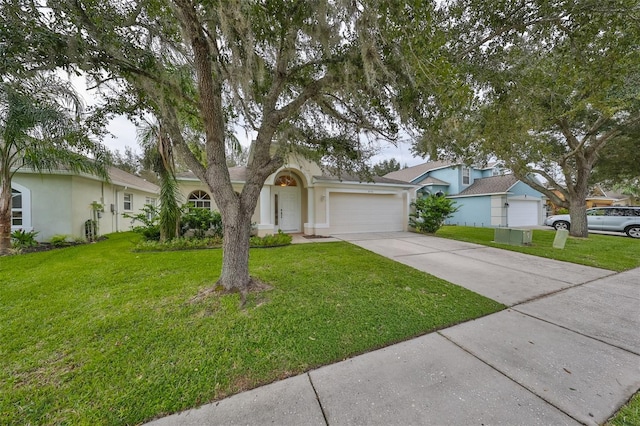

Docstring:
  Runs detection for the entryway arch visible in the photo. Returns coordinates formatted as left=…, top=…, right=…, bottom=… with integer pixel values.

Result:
left=273, top=171, right=302, bottom=233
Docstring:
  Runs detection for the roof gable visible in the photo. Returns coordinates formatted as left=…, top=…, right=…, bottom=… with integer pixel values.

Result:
left=455, top=174, right=519, bottom=196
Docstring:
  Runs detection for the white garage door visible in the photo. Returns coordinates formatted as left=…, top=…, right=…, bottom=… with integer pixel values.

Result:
left=508, top=200, right=540, bottom=227
left=329, top=193, right=404, bottom=234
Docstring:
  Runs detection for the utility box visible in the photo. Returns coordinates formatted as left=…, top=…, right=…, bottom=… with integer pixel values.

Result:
left=494, top=228, right=511, bottom=244
left=494, top=228, right=533, bottom=246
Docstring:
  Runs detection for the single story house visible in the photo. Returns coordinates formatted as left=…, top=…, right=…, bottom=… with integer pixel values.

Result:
left=176, top=154, right=415, bottom=236
left=11, top=166, right=160, bottom=242
left=385, top=161, right=546, bottom=227
left=586, top=185, right=632, bottom=208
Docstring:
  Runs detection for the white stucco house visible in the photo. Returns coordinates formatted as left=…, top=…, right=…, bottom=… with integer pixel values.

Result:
left=11, top=166, right=160, bottom=242
left=385, top=161, right=546, bottom=228
left=176, top=154, right=416, bottom=237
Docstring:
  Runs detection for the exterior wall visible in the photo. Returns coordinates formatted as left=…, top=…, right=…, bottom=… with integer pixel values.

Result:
left=70, top=175, right=107, bottom=238
left=13, top=174, right=73, bottom=241
left=110, top=185, right=160, bottom=232
left=510, top=181, right=543, bottom=198
left=12, top=171, right=159, bottom=241
left=445, top=196, right=492, bottom=227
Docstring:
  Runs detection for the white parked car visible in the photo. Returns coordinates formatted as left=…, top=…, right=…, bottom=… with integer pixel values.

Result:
left=544, top=206, right=640, bottom=238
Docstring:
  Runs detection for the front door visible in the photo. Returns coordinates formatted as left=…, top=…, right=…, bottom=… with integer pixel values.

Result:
left=275, top=186, right=300, bottom=232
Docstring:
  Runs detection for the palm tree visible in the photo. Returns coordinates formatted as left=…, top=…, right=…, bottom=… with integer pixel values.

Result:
left=137, top=119, right=181, bottom=242
left=0, top=74, right=109, bottom=254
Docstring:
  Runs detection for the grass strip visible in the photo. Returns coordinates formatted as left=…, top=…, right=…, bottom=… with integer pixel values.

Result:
left=435, top=226, right=640, bottom=272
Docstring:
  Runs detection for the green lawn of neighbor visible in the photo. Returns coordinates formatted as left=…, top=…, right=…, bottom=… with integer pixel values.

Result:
left=0, top=232, right=503, bottom=425
left=435, top=226, right=640, bottom=272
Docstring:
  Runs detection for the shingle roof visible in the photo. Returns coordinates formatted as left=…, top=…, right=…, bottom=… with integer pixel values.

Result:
left=455, top=174, right=519, bottom=196
left=384, top=160, right=456, bottom=183
left=108, top=167, right=160, bottom=193
left=175, top=167, right=247, bottom=182
left=418, top=176, right=450, bottom=186
left=313, top=174, right=414, bottom=186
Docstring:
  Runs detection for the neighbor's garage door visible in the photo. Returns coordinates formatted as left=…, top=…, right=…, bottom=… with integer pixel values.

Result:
left=508, top=200, right=540, bottom=227
left=329, top=192, right=404, bottom=234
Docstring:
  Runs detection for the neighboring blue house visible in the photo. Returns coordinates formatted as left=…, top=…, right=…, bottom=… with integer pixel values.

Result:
left=385, top=161, right=546, bottom=227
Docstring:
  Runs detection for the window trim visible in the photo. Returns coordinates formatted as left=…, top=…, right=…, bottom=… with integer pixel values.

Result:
left=123, top=193, right=133, bottom=211
left=462, top=167, right=470, bottom=185
left=10, top=183, right=32, bottom=231
left=187, top=190, right=212, bottom=209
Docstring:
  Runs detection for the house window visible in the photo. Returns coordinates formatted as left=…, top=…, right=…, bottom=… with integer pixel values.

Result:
left=11, top=189, right=23, bottom=226
left=123, top=193, right=133, bottom=211
left=145, top=197, right=157, bottom=220
left=188, top=190, right=211, bottom=209
left=275, top=175, right=297, bottom=187
left=462, top=167, right=470, bottom=185
left=10, top=183, right=31, bottom=230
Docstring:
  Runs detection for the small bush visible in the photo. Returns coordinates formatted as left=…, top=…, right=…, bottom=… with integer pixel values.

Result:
left=133, top=236, right=223, bottom=252
left=250, top=230, right=292, bottom=247
left=410, top=195, right=459, bottom=234
left=556, top=207, right=569, bottom=215
left=11, top=229, right=39, bottom=249
left=181, top=206, right=223, bottom=238
left=49, top=234, right=68, bottom=247
left=123, top=204, right=161, bottom=241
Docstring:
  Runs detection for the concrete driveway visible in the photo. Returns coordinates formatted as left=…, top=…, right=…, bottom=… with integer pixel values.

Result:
left=336, top=231, right=614, bottom=306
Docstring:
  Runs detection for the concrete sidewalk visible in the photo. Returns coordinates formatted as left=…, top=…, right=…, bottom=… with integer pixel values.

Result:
left=148, top=233, right=640, bottom=425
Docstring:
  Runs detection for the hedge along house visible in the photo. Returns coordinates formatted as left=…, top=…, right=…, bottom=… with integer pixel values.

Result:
left=175, top=154, right=416, bottom=237
left=11, top=166, right=160, bottom=242
left=385, top=161, right=546, bottom=228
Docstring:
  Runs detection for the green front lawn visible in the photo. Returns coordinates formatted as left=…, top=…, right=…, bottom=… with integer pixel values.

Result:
left=0, top=232, right=503, bottom=425
left=436, top=226, right=640, bottom=272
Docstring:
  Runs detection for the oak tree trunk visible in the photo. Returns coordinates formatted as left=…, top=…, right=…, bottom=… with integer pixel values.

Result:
left=566, top=170, right=590, bottom=238
left=217, top=205, right=253, bottom=293
left=567, top=199, right=588, bottom=238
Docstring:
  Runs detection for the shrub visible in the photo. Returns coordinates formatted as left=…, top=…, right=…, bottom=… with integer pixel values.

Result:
left=410, top=195, right=459, bottom=234
left=133, top=236, right=223, bottom=252
left=181, top=206, right=223, bottom=238
left=11, top=229, right=39, bottom=249
left=556, top=207, right=569, bottom=215
left=49, top=234, right=69, bottom=247
left=125, top=204, right=225, bottom=242
left=250, top=230, right=292, bottom=247
left=123, top=204, right=161, bottom=241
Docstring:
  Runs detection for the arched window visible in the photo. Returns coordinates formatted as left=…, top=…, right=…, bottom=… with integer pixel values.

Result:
left=275, top=175, right=297, bottom=187
left=188, top=190, right=211, bottom=209
left=10, top=183, right=32, bottom=230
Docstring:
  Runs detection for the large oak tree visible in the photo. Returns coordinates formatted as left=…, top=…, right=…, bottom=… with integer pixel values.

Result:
left=35, top=0, right=453, bottom=294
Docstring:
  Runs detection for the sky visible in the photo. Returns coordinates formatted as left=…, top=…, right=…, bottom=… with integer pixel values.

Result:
left=70, top=74, right=426, bottom=168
